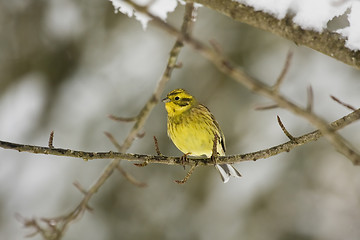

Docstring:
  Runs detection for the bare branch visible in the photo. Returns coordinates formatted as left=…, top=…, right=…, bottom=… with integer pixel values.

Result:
left=15, top=4, right=199, bottom=238
left=124, top=0, right=360, bottom=164
left=104, top=132, right=123, bottom=150
left=48, top=131, right=54, bottom=149
left=187, top=0, right=360, bottom=69
left=105, top=101, right=149, bottom=186
left=153, top=136, right=162, bottom=156
left=2, top=108, right=360, bottom=166
left=307, top=86, right=314, bottom=112
left=9, top=3, right=360, bottom=238
left=277, top=115, right=296, bottom=141
left=73, top=181, right=87, bottom=195
left=209, top=39, right=223, bottom=55
left=108, top=115, right=137, bottom=122
left=273, top=50, right=293, bottom=91
left=254, top=103, right=279, bottom=111
left=116, top=165, right=147, bottom=188
left=331, top=95, right=356, bottom=111
left=175, top=164, right=197, bottom=184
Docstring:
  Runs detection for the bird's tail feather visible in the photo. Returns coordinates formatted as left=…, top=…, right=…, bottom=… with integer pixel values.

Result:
left=215, top=164, right=242, bottom=183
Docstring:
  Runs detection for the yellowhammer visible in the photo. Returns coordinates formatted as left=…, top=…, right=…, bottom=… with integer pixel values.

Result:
left=162, top=89, right=241, bottom=183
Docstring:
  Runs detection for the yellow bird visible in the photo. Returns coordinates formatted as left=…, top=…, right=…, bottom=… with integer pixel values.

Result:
left=162, top=89, right=241, bottom=183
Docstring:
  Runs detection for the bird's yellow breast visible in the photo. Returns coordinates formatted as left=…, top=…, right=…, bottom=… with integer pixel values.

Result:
left=167, top=105, right=224, bottom=157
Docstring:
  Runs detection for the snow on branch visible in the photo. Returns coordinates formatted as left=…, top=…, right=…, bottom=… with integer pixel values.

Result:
left=187, top=0, right=360, bottom=68
left=113, top=0, right=360, bottom=68
left=109, top=0, right=178, bottom=29
left=121, top=0, right=360, bottom=164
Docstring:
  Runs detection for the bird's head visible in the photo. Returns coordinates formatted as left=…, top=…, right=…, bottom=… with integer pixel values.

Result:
left=162, top=89, right=196, bottom=116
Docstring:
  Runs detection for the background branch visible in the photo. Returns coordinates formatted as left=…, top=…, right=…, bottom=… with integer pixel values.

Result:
left=14, top=3, right=198, bottom=239
left=126, top=0, right=360, bottom=165
left=187, top=0, right=360, bottom=69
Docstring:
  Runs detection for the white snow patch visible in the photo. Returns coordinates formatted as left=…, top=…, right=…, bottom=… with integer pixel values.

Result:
left=240, top=0, right=292, bottom=19
left=337, top=1, right=360, bottom=51
left=109, top=0, right=178, bottom=29
left=290, top=0, right=350, bottom=31
left=109, top=0, right=360, bottom=51
left=235, top=0, right=359, bottom=51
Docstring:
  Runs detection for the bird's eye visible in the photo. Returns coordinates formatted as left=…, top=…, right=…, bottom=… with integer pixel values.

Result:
left=174, top=96, right=180, bottom=100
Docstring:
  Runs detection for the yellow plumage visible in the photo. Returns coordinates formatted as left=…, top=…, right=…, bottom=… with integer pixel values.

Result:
left=162, top=89, right=241, bottom=183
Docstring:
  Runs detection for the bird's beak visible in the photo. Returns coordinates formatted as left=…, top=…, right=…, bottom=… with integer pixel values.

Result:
left=162, top=97, right=170, bottom=103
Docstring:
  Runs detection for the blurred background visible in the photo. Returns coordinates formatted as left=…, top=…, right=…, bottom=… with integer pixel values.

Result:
left=1, top=0, right=360, bottom=239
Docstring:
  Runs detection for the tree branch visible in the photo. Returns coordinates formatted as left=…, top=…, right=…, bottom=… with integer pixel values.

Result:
left=15, top=3, right=198, bottom=239
left=273, top=51, right=293, bottom=92
left=2, top=108, right=360, bottom=166
left=187, top=0, right=360, bottom=69
left=124, top=0, right=360, bottom=165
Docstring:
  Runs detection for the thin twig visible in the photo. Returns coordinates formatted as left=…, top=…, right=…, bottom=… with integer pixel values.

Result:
left=331, top=95, right=356, bottom=111
left=108, top=115, right=137, bottom=122
left=175, top=164, right=197, bottom=184
left=48, top=131, right=54, bottom=149
left=277, top=115, right=296, bottom=141
left=73, top=182, right=88, bottom=195
left=254, top=103, right=279, bottom=111
left=209, top=39, right=222, bottom=54
left=153, top=136, right=162, bottom=156
left=107, top=120, right=148, bottom=187
left=116, top=165, right=147, bottom=188
left=273, top=50, right=293, bottom=91
left=104, top=132, right=123, bottom=150
left=307, top=85, right=314, bottom=112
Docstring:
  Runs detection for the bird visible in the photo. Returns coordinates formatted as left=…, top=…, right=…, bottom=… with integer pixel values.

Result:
left=162, top=88, right=241, bottom=183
